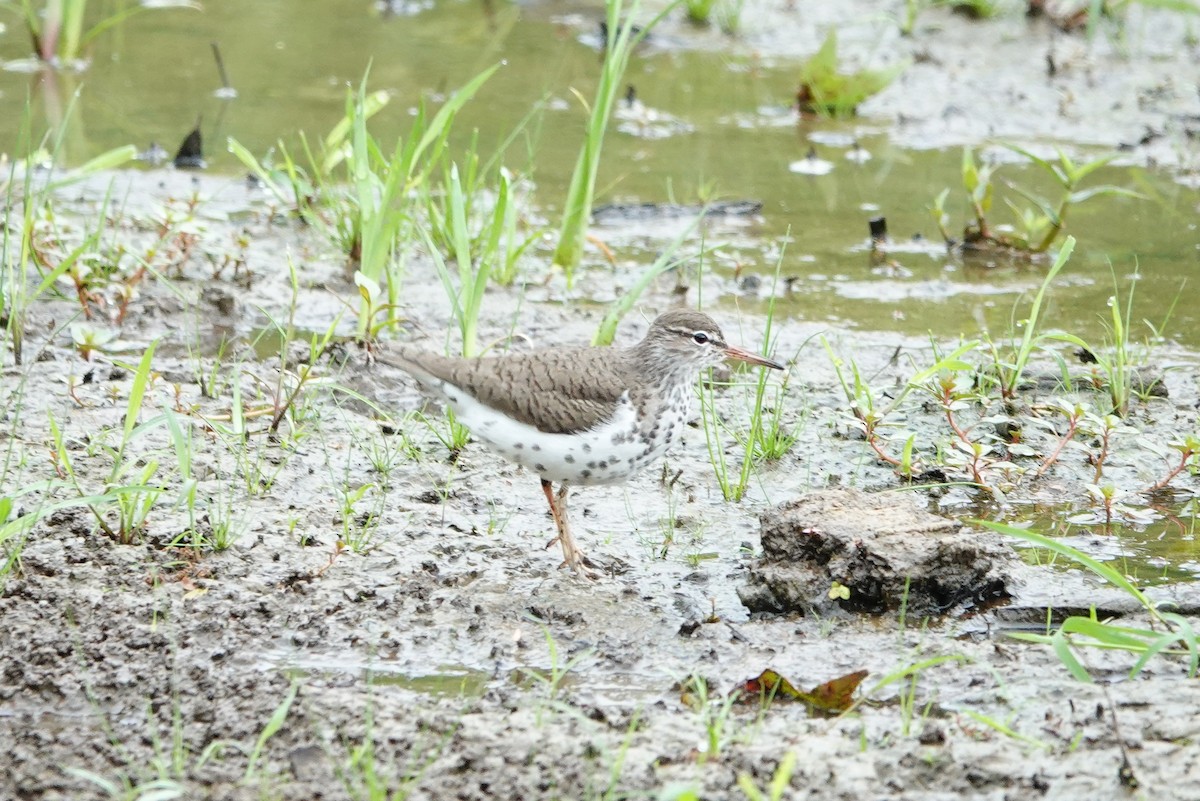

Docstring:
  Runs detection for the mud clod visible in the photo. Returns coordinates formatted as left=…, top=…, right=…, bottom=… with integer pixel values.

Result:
left=739, top=489, right=1016, bottom=617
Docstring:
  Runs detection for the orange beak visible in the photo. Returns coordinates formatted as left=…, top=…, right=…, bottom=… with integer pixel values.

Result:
left=722, top=344, right=785, bottom=371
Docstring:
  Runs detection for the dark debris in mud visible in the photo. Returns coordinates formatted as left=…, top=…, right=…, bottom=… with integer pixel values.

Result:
left=740, top=488, right=1015, bottom=617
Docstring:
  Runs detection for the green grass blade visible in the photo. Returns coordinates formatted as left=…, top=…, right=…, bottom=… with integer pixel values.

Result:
left=122, top=341, right=158, bottom=449
left=1051, top=628, right=1093, bottom=682
left=979, top=520, right=1156, bottom=615
left=243, top=681, right=298, bottom=782
left=1163, top=612, right=1200, bottom=677
left=411, top=64, right=500, bottom=168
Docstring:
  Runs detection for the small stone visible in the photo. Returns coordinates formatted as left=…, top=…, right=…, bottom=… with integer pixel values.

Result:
left=739, top=488, right=1016, bottom=617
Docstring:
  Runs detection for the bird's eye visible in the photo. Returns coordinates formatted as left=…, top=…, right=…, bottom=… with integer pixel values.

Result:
left=692, top=331, right=710, bottom=345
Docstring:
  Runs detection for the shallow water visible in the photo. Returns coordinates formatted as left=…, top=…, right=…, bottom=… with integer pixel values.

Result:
left=2, top=0, right=1198, bottom=348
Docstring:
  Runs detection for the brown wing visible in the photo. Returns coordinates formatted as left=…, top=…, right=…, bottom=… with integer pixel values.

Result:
left=383, top=345, right=635, bottom=435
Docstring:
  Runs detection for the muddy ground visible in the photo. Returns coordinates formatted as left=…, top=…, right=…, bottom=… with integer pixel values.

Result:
left=4, top=2, right=1200, bottom=800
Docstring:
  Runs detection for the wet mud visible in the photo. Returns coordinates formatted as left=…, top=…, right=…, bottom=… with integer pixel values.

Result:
left=4, top=3, right=1200, bottom=799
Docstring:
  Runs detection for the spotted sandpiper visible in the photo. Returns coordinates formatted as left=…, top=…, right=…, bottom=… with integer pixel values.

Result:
left=380, top=310, right=784, bottom=573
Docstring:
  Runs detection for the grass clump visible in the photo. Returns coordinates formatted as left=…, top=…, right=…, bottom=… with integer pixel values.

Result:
left=932, top=147, right=1143, bottom=257
left=987, top=521, right=1199, bottom=680
left=553, top=0, right=678, bottom=280
left=3, top=96, right=136, bottom=366
left=230, top=65, right=499, bottom=339
left=49, top=342, right=169, bottom=544
left=795, top=30, right=906, bottom=116
left=3, top=0, right=198, bottom=67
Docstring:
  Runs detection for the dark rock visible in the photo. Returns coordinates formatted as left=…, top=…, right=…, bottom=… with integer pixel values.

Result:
left=738, top=488, right=1016, bottom=617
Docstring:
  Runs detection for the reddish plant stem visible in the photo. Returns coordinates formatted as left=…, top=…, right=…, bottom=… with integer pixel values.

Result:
left=944, top=406, right=973, bottom=445
left=1037, top=416, right=1080, bottom=478
left=854, top=411, right=902, bottom=467
left=868, top=435, right=902, bottom=467
left=1092, top=428, right=1113, bottom=484
left=1146, top=449, right=1197, bottom=493
left=943, top=398, right=988, bottom=487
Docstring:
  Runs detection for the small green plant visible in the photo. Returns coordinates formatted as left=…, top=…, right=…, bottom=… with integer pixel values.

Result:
left=231, top=66, right=497, bottom=339
left=695, top=245, right=793, bottom=499
left=553, top=0, right=678, bottom=278
left=419, top=193, right=502, bottom=452
left=898, top=0, right=928, bottom=34
left=423, top=164, right=494, bottom=360
left=204, top=498, right=248, bottom=552
left=363, top=422, right=421, bottom=483
left=681, top=674, right=739, bottom=763
left=896, top=0, right=1000, bottom=35
left=985, top=521, right=1199, bottom=680
left=737, top=751, right=796, bottom=801
left=918, top=365, right=1012, bottom=490
left=227, top=86, right=388, bottom=226
left=743, top=258, right=797, bottom=464
left=1046, top=265, right=1152, bottom=418
left=242, top=681, right=299, bottom=783
left=49, top=342, right=170, bottom=544
left=1054, top=0, right=1200, bottom=40
left=654, top=480, right=680, bottom=559
left=336, top=703, right=454, bottom=801
left=0, top=485, right=109, bottom=589
left=746, top=375, right=800, bottom=463
left=66, top=670, right=262, bottom=799
left=700, top=342, right=795, bottom=497
left=2, top=0, right=198, bottom=66
left=67, top=699, right=196, bottom=801
left=1145, top=434, right=1200, bottom=493
left=421, top=142, right=541, bottom=289
left=940, top=148, right=1141, bottom=255
left=3, top=96, right=135, bottom=366
left=337, top=483, right=384, bottom=553
left=825, top=337, right=979, bottom=476
left=699, top=368, right=756, bottom=501
left=842, top=654, right=966, bottom=722
left=235, top=260, right=345, bottom=442
left=346, top=67, right=498, bottom=338
left=947, top=0, right=1000, bottom=17
left=416, top=409, right=470, bottom=456
left=795, top=30, right=906, bottom=116
left=684, top=0, right=717, bottom=23
left=715, top=0, right=746, bottom=35
left=980, top=236, right=1075, bottom=401
left=522, top=624, right=593, bottom=725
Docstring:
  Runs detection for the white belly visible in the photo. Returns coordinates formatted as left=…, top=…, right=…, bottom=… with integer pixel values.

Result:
left=439, top=387, right=671, bottom=486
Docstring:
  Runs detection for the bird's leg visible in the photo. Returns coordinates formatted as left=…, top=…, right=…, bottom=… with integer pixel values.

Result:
left=540, top=479, right=593, bottom=574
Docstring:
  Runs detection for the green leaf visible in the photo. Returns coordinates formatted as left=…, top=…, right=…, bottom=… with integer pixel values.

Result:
left=48, top=145, right=137, bottom=192
left=323, top=88, right=391, bottom=170
left=962, top=148, right=979, bottom=192
left=979, top=518, right=1156, bottom=615
left=1005, top=144, right=1057, bottom=174
left=243, top=682, right=299, bottom=781
left=1067, top=185, right=1145, bottom=205
left=1159, top=612, right=1200, bottom=677
left=1135, top=0, right=1200, bottom=12
left=1051, top=628, right=1093, bottom=682
left=411, top=64, right=500, bottom=168
left=1004, top=181, right=1060, bottom=225
left=122, top=341, right=159, bottom=449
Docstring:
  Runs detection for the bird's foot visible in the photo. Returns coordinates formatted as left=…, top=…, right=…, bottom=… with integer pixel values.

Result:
left=544, top=534, right=600, bottom=577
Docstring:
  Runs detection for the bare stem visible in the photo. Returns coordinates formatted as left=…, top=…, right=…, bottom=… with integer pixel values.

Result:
left=1145, top=449, right=1196, bottom=493
left=1037, top=416, right=1080, bottom=477
left=1092, top=428, right=1112, bottom=484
